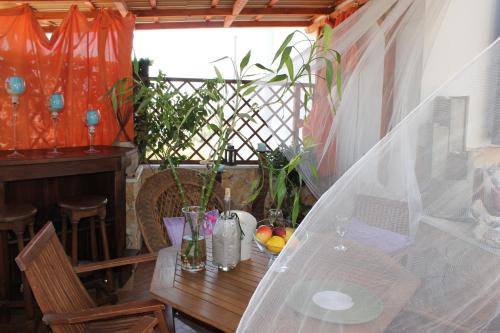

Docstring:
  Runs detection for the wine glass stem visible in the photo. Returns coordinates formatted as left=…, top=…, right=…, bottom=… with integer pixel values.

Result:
left=89, top=131, right=94, bottom=151
left=52, top=117, right=58, bottom=152
left=12, top=103, right=18, bottom=152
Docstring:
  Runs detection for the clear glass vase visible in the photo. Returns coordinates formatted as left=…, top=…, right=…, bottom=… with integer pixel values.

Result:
left=181, top=206, right=207, bottom=272
left=268, top=208, right=285, bottom=226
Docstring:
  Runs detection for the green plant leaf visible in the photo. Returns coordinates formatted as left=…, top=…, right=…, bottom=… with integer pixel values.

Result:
left=325, top=60, right=334, bottom=92
left=336, top=61, right=342, bottom=99
left=285, top=57, right=294, bottom=81
left=278, top=46, right=292, bottom=72
left=208, top=123, right=219, bottom=133
left=237, top=112, right=256, bottom=123
left=291, top=190, right=300, bottom=227
left=275, top=169, right=287, bottom=209
left=245, top=179, right=262, bottom=204
left=214, top=66, right=224, bottom=83
left=240, top=50, right=251, bottom=72
left=287, top=154, right=302, bottom=174
left=255, top=63, right=274, bottom=73
left=311, top=164, right=319, bottom=179
left=210, top=56, right=229, bottom=63
left=267, top=74, right=288, bottom=83
left=323, top=24, right=332, bottom=51
left=243, top=85, right=257, bottom=96
left=273, top=32, right=295, bottom=64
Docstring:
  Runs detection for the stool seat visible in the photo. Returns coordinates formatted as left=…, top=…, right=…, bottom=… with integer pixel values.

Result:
left=58, top=195, right=108, bottom=211
left=0, top=204, right=37, bottom=223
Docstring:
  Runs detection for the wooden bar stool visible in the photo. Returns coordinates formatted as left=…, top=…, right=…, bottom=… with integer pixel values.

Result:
left=58, top=195, right=114, bottom=290
left=0, top=204, right=36, bottom=327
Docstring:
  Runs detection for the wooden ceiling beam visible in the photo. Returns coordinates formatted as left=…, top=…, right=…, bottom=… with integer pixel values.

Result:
left=34, top=7, right=331, bottom=20
left=136, top=7, right=329, bottom=17
left=205, top=0, right=219, bottom=21
left=307, top=0, right=369, bottom=34
left=224, top=0, right=249, bottom=28
left=135, top=20, right=309, bottom=30
left=113, top=0, right=127, bottom=17
left=256, top=0, right=279, bottom=21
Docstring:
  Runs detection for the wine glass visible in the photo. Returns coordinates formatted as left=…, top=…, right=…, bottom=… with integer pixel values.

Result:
left=334, top=215, right=350, bottom=252
left=47, top=93, right=64, bottom=155
left=5, top=76, right=26, bottom=158
left=84, top=109, right=101, bottom=154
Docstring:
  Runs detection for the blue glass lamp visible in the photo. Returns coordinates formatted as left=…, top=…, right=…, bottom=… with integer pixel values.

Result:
left=5, top=76, right=26, bottom=158
left=48, top=93, right=64, bottom=155
left=84, top=109, right=101, bottom=154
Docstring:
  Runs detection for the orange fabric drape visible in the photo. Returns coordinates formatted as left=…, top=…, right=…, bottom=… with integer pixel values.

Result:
left=0, top=5, right=135, bottom=150
left=303, top=7, right=359, bottom=178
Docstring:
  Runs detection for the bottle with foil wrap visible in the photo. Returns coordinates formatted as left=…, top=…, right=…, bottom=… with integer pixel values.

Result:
left=212, top=188, right=242, bottom=271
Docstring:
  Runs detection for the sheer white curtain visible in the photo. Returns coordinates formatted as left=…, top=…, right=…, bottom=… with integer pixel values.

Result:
left=277, top=0, right=452, bottom=197
left=238, top=0, right=500, bottom=330
left=239, top=35, right=500, bottom=333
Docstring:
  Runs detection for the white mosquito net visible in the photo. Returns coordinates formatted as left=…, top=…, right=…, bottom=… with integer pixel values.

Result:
left=238, top=2, right=500, bottom=333
left=262, top=0, right=452, bottom=197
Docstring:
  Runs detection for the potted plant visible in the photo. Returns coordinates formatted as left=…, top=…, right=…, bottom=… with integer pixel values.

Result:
left=132, top=25, right=341, bottom=271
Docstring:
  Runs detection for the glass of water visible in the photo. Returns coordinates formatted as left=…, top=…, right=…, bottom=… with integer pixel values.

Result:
left=334, top=215, right=350, bottom=252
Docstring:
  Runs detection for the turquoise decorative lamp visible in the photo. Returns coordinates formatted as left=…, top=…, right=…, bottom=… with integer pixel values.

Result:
left=5, top=76, right=26, bottom=158
left=84, top=109, right=101, bottom=154
left=48, top=93, right=64, bottom=155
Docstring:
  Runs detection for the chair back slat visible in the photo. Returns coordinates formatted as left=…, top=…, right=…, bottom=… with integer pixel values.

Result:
left=16, top=223, right=95, bottom=333
left=136, top=168, right=224, bottom=252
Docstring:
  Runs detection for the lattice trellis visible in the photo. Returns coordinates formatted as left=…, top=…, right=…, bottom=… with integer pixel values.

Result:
left=142, top=77, right=311, bottom=163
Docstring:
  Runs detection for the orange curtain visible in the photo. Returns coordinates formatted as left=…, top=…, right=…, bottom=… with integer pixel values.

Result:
left=303, top=7, right=359, bottom=178
left=0, top=5, right=135, bottom=150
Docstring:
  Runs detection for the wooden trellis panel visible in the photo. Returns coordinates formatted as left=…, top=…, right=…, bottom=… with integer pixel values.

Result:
left=142, top=77, right=311, bottom=163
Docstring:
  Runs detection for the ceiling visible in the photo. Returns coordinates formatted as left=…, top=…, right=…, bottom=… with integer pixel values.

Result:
left=0, top=0, right=367, bottom=31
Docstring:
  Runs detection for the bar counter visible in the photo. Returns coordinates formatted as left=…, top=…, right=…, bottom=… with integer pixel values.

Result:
left=0, top=145, right=134, bottom=302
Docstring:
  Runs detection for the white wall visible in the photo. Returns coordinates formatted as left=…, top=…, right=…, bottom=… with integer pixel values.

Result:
left=422, top=0, right=500, bottom=148
left=422, top=0, right=499, bottom=97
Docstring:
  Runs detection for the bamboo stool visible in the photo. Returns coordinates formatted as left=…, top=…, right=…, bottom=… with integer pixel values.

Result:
left=0, top=203, right=36, bottom=329
left=59, top=195, right=114, bottom=290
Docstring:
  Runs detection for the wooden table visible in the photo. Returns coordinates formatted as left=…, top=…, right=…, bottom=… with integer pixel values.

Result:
left=150, top=241, right=269, bottom=333
left=0, top=145, right=133, bottom=302
left=150, top=238, right=420, bottom=333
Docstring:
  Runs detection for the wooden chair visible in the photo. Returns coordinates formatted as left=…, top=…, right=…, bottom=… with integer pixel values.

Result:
left=15, top=222, right=170, bottom=333
left=128, top=316, right=157, bottom=333
left=135, top=168, right=224, bottom=252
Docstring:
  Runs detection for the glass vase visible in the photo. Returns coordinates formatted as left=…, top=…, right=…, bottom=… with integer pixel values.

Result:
left=268, top=208, right=285, bottom=226
left=181, top=206, right=207, bottom=272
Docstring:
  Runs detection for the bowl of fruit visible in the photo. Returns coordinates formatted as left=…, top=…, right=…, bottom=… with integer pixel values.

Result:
left=254, top=218, right=295, bottom=266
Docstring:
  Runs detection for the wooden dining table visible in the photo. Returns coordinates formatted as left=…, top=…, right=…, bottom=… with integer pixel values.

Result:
left=149, top=237, right=420, bottom=333
left=150, top=240, right=270, bottom=332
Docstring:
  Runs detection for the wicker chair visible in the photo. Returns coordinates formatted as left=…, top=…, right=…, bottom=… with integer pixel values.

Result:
left=15, top=222, right=170, bottom=333
left=353, top=194, right=410, bottom=236
left=136, top=168, right=224, bottom=252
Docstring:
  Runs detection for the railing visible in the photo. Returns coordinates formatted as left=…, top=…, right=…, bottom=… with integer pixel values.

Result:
left=141, top=77, right=311, bottom=163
